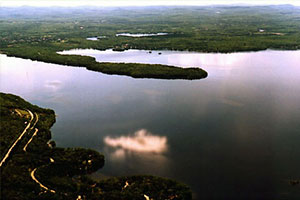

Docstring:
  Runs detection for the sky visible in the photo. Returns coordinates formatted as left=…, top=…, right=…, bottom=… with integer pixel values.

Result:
left=1, top=0, right=300, bottom=7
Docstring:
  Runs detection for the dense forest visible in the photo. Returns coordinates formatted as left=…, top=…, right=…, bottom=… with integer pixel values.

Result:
left=0, top=93, right=192, bottom=199
left=1, top=5, right=300, bottom=52
left=1, top=5, right=300, bottom=79
left=1, top=5, right=300, bottom=199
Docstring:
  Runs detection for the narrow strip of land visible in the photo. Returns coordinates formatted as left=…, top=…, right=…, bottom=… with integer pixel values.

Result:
left=31, top=168, right=56, bottom=193
left=0, top=109, right=34, bottom=167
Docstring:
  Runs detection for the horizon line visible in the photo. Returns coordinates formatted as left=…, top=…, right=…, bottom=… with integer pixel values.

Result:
left=1, top=0, right=300, bottom=7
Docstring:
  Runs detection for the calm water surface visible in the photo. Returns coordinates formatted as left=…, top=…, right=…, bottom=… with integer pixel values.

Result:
left=115, top=33, right=168, bottom=37
left=1, top=50, right=300, bottom=199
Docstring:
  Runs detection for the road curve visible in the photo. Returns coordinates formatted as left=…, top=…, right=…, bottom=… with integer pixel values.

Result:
left=29, top=113, right=39, bottom=132
left=23, top=113, right=39, bottom=152
left=0, top=109, right=34, bottom=168
left=23, top=113, right=55, bottom=193
left=31, top=168, right=56, bottom=193
left=23, top=128, right=38, bottom=152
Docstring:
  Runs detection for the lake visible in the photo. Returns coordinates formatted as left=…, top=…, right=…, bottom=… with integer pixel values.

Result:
left=115, top=33, right=168, bottom=37
left=86, top=33, right=169, bottom=40
left=86, top=36, right=107, bottom=41
left=1, top=49, right=300, bottom=199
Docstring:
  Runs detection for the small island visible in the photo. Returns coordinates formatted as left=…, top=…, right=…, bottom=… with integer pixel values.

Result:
left=0, top=93, right=192, bottom=199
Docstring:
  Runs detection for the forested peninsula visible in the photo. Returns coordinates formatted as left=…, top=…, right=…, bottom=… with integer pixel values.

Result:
left=1, top=6, right=300, bottom=79
left=0, top=92, right=192, bottom=199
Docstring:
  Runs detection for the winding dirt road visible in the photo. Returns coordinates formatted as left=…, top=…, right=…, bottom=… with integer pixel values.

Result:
left=25, top=113, right=56, bottom=193
left=1, top=109, right=56, bottom=193
left=0, top=109, right=34, bottom=168
left=23, top=128, right=38, bottom=152
left=31, top=168, right=56, bottom=193
left=29, top=113, right=39, bottom=132
left=23, top=112, right=39, bottom=152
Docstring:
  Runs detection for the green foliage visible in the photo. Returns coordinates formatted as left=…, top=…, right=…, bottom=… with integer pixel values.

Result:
left=0, top=93, right=53, bottom=114
left=0, top=93, right=54, bottom=156
left=1, top=5, right=300, bottom=53
left=2, top=5, right=300, bottom=79
left=1, top=44, right=207, bottom=80
left=0, top=93, right=192, bottom=199
left=0, top=93, right=104, bottom=199
left=96, top=175, right=192, bottom=200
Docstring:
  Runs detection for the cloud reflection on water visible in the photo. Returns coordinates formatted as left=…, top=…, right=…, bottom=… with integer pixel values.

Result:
left=104, top=129, right=168, bottom=153
left=44, top=80, right=62, bottom=91
left=221, top=98, right=244, bottom=107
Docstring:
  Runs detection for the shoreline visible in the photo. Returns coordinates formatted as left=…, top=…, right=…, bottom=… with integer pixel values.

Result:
left=0, top=47, right=208, bottom=80
left=0, top=92, right=192, bottom=199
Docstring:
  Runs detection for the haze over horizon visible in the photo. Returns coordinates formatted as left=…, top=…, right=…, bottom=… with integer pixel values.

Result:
left=1, top=0, right=300, bottom=7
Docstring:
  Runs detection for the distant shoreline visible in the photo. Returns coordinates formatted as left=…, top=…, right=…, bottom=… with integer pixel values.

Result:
left=0, top=47, right=208, bottom=80
left=0, top=92, right=192, bottom=199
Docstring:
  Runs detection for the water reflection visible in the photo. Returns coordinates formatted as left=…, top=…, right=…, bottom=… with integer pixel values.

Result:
left=86, top=36, right=106, bottom=41
left=86, top=37, right=98, bottom=41
left=57, top=48, right=255, bottom=69
left=2, top=50, right=300, bottom=199
left=220, top=98, right=244, bottom=107
left=103, top=129, right=170, bottom=176
left=44, top=80, right=62, bottom=91
left=116, top=33, right=168, bottom=37
left=104, top=129, right=168, bottom=153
